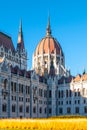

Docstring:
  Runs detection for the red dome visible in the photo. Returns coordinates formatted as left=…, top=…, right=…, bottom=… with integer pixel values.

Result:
left=34, top=17, right=63, bottom=56
left=34, top=36, right=63, bottom=56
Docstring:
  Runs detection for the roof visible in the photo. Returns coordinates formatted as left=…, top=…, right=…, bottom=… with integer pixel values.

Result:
left=82, top=73, right=87, bottom=81
left=34, top=36, right=63, bottom=56
left=39, top=75, right=47, bottom=83
left=73, top=74, right=81, bottom=82
left=34, top=17, right=63, bottom=56
left=73, top=73, right=87, bottom=82
left=0, top=32, right=15, bottom=52
left=58, top=75, right=73, bottom=84
left=11, top=66, right=31, bottom=78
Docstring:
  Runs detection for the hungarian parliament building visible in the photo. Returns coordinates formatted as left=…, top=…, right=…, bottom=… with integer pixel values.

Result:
left=0, top=18, right=87, bottom=118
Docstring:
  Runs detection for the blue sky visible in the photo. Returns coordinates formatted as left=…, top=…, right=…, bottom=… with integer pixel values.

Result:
left=0, top=0, right=87, bottom=76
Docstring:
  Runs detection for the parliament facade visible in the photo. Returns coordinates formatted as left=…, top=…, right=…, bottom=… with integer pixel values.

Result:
left=0, top=19, right=87, bottom=118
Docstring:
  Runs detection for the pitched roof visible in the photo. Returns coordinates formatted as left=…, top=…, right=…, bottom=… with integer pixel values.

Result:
left=82, top=73, right=87, bottom=81
left=58, top=75, right=73, bottom=84
left=0, top=32, right=15, bottom=52
left=73, top=74, right=81, bottom=82
left=73, top=73, right=87, bottom=82
left=11, top=65, right=31, bottom=78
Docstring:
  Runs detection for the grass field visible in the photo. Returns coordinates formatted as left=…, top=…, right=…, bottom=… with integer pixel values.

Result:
left=0, top=118, right=87, bottom=130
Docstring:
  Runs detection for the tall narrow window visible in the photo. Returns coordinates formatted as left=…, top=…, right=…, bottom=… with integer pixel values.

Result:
left=75, top=107, right=79, bottom=113
left=59, top=108, right=63, bottom=114
left=2, top=104, right=7, bottom=112
left=75, top=92, right=77, bottom=97
left=67, top=107, right=71, bottom=114
left=44, top=90, right=47, bottom=98
left=84, top=106, right=87, bottom=113
left=39, top=107, right=42, bottom=114
left=11, top=82, right=13, bottom=92
left=14, top=83, right=16, bottom=92
left=19, top=105, right=23, bottom=113
left=66, top=90, right=68, bottom=97
left=33, top=107, right=36, bottom=113
left=26, top=106, right=29, bottom=113
left=4, top=79, right=8, bottom=90
left=28, top=86, right=30, bottom=94
left=58, top=91, right=60, bottom=98
left=61, top=90, right=63, bottom=98
left=12, top=105, right=16, bottom=112
left=49, top=90, right=52, bottom=98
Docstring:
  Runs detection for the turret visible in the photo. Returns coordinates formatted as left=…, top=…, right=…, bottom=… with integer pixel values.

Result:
left=16, top=20, right=27, bottom=70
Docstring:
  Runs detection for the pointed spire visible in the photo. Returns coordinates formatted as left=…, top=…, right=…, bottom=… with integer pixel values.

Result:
left=46, top=15, right=51, bottom=37
left=17, top=19, right=25, bottom=50
left=19, top=19, right=23, bottom=36
left=83, top=67, right=86, bottom=75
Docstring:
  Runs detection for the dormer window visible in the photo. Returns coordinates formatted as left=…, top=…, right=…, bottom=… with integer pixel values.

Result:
left=5, top=47, right=8, bottom=53
left=9, top=50, right=11, bottom=54
left=1, top=47, right=3, bottom=51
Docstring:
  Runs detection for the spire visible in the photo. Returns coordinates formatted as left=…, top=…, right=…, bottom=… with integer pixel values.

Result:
left=46, top=15, right=51, bottom=37
left=17, top=19, right=25, bottom=50
left=19, top=19, right=23, bottom=36
left=83, top=67, right=86, bottom=75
